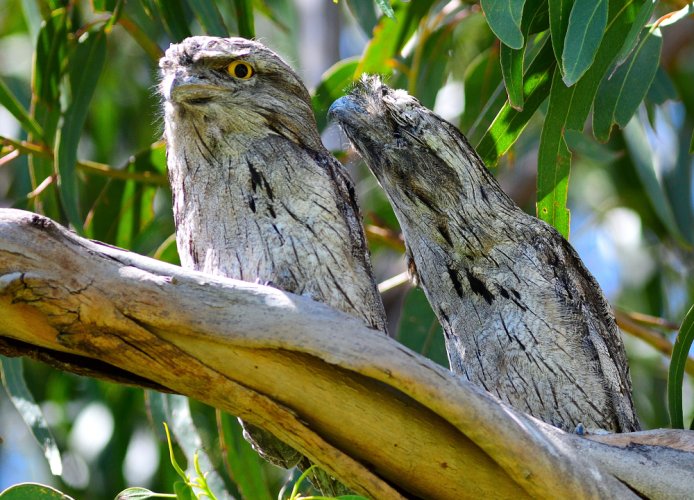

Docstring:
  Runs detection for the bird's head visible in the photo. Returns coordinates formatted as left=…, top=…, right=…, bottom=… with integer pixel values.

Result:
left=330, top=75, right=507, bottom=218
left=330, top=76, right=465, bottom=211
left=160, top=36, right=321, bottom=151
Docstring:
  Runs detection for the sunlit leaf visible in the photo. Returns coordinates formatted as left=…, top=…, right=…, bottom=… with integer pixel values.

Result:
left=668, top=304, right=694, bottom=429
left=0, top=357, right=62, bottom=475
left=527, top=0, right=643, bottom=229
left=313, top=57, right=359, bottom=131
left=354, top=0, right=436, bottom=77
left=233, top=0, right=255, bottom=38
left=500, top=42, right=525, bottom=109
left=55, top=29, right=107, bottom=233
left=0, top=483, right=74, bottom=499
left=534, top=0, right=645, bottom=230
left=0, top=78, right=44, bottom=139
left=188, top=0, right=229, bottom=36
left=34, top=8, right=67, bottom=106
left=499, top=0, right=548, bottom=111
left=114, top=487, right=159, bottom=499
left=480, top=0, right=525, bottom=49
left=217, top=411, right=273, bottom=500
left=562, top=0, right=644, bottom=131
left=593, top=29, right=662, bottom=142
left=537, top=77, right=572, bottom=238
left=549, top=0, right=573, bottom=64
left=29, top=8, right=65, bottom=213
left=561, top=0, right=607, bottom=86
left=477, top=39, right=555, bottom=166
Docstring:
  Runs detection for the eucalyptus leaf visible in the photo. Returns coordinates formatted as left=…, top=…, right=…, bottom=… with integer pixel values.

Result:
left=647, top=66, right=678, bottom=105
left=233, top=0, right=255, bottom=38
left=537, top=72, right=572, bottom=238
left=480, top=0, right=525, bottom=49
left=34, top=8, right=67, bottom=106
left=593, top=29, right=662, bottom=142
left=0, top=78, right=44, bottom=139
left=561, top=0, right=608, bottom=86
left=0, top=357, right=62, bottom=475
left=668, top=304, right=694, bottom=429
left=548, top=0, right=573, bottom=64
left=174, top=481, right=196, bottom=500
left=345, top=0, right=378, bottom=34
left=55, top=29, right=107, bottom=233
left=500, top=42, right=525, bottom=110
left=217, top=411, right=273, bottom=500
left=187, top=0, right=229, bottom=36
left=609, top=0, right=656, bottom=75
left=114, top=487, right=159, bottom=499
left=461, top=47, right=504, bottom=135
left=477, top=39, right=555, bottom=166
left=153, top=0, right=192, bottom=41
left=0, top=483, right=74, bottom=500
left=313, top=57, right=360, bottom=131
left=535, top=0, right=647, bottom=233
left=354, top=0, right=436, bottom=77
left=397, top=288, right=448, bottom=367
left=498, top=0, right=548, bottom=111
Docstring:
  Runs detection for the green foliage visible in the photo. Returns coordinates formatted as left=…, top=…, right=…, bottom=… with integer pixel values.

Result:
left=668, top=304, right=694, bottom=429
left=0, top=482, right=75, bottom=499
left=1, top=0, right=693, bottom=496
left=396, top=288, right=448, bottom=368
left=0, top=358, right=61, bottom=475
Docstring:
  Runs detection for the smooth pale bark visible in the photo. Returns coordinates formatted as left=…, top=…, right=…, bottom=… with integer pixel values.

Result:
left=1, top=209, right=693, bottom=499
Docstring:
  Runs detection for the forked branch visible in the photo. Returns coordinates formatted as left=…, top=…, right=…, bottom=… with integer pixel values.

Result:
left=0, top=209, right=692, bottom=499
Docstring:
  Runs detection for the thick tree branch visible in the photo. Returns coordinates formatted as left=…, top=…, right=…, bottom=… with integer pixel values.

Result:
left=1, top=209, right=692, bottom=499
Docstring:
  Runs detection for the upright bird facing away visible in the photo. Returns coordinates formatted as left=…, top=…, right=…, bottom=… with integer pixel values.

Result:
left=330, top=76, right=640, bottom=434
left=159, top=37, right=387, bottom=493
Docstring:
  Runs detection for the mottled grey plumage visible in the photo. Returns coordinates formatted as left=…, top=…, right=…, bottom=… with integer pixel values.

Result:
left=330, top=76, right=639, bottom=434
left=159, top=38, right=387, bottom=493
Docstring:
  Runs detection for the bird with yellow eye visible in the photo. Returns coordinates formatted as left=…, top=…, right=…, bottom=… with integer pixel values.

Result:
left=228, top=60, right=254, bottom=79
left=159, top=36, right=387, bottom=496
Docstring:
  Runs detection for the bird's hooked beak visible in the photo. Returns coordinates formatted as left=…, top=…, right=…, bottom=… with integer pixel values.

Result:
left=161, top=68, right=220, bottom=105
left=328, top=95, right=368, bottom=129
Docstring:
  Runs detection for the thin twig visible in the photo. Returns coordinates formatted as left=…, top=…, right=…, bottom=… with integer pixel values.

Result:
left=615, top=309, right=694, bottom=377
left=616, top=308, right=679, bottom=331
left=1, top=137, right=167, bottom=186
left=364, top=223, right=405, bottom=251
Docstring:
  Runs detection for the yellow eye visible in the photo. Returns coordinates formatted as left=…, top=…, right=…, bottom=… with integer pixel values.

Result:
left=227, top=61, right=254, bottom=80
